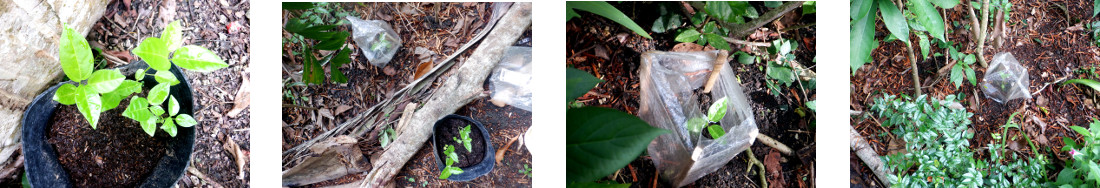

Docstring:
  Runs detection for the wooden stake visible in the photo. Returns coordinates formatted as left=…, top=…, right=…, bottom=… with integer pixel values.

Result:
left=703, top=50, right=729, bottom=93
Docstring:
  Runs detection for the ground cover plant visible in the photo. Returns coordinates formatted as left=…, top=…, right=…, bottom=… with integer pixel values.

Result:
left=567, top=1, right=816, bottom=187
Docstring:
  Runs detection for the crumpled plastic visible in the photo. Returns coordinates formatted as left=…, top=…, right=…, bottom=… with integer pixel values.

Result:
left=488, top=46, right=532, bottom=111
left=637, top=50, right=758, bottom=187
left=346, top=16, right=402, bottom=67
left=980, top=52, right=1031, bottom=103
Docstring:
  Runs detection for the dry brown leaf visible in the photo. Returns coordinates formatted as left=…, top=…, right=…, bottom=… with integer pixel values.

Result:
left=334, top=105, right=353, bottom=116
left=383, top=66, right=397, bottom=76
left=413, top=61, right=434, bottom=80
left=227, top=72, right=250, bottom=118
left=495, top=134, right=521, bottom=166
left=222, top=135, right=248, bottom=180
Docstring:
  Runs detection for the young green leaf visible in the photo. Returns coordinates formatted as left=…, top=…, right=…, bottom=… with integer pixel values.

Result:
left=565, top=68, right=604, bottom=101
left=850, top=0, right=878, bottom=74
left=1063, top=79, right=1100, bottom=94
left=460, top=125, right=473, bottom=151
left=445, top=145, right=459, bottom=164
left=111, top=80, right=142, bottom=96
left=315, top=32, right=349, bottom=51
left=171, top=45, right=229, bottom=72
left=133, top=37, right=171, bottom=71
left=162, top=20, right=184, bottom=52
left=931, top=0, right=959, bottom=8
left=135, top=68, right=147, bottom=79
left=100, top=93, right=121, bottom=111
left=154, top=70, right=180, bottom=86
left=674, top=29, right=701, bottom=43
left=161, top=118, right=177, bottom=137
left=53, top=83, right=79, bottom=105
left=877, top=0, right=909, bottom=43
left=918, top=34, right=930, bottom=59
left=565, top=1, right=652, bottom=39
left=704, top=33, right=731, bottom=50
left=705, top=1, right=734, bottom=23
left=686, top=117, right=707, bottom=133
left=141, top=114, right=157, bottom=137
left=150, top=105, right=165, bottom=117
left=566, top=106, right=668, bottom=183
left=75, top=86, right=101, bottom=129
left=802, top=1, right=817, bottom=15
left=86, top=69, right=125, bottom=93
left=168, top=96, right=179, bottom=116
left=175, top=114, right=197, bottom=127
left=951, top=64, right=964, bottom=88
left=707, top=124, right=726, bottom=138
left=330, top=48, right=351, bottom=83
left=707, top=96, right=730, bottom=123
left=910, top=0, right=947, bottom=42
left=735, top=51, right=756, bottom=65
left=123, top=96, right=149, bottom=120
left=148, top=82, right=171, bottom=104
left=767, top=61, right=795, bottom=86
left=60, top=24, right=94, bottom=82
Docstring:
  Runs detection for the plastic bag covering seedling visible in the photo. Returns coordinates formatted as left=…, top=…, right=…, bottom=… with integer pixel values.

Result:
left=346, top=16, right=401, bottom=67
left=980, top=52, right=1031, bottom=103
left=637, top=50, right=758, bottom=187
left=489, top=46, right=533, bottom=111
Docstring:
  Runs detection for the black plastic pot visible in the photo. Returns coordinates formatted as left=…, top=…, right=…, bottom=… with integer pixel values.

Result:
left=22, top=61, right=196, bottom=187
left=431, top=114, right=495, bottom=181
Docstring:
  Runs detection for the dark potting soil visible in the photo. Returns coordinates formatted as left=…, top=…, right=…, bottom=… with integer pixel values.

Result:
left=48, top=99, right=171, bottom=187
left=434, top=117, right=486, bottom=168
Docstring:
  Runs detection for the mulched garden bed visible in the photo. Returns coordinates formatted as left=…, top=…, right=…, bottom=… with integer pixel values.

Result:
left=850, top=0, right=1100, bottom=186
left=49, top=104, right=170, bottom=187
left=567, top=2, right=816, bottom=187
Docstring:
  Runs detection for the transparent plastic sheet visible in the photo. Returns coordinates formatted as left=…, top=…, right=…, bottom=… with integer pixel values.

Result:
left=488, top=46, right=533, bottom=111
left=346, top=16, right=402, bottom=67
left=638, top=51, right=758, bottom=187
left=980, top=52, right=1032, bottom=103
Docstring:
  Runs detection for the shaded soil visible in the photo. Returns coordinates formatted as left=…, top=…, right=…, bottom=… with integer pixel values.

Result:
left=567, top=2, right=816, bottom=187
left=850, top=0, right=1100, bottom=186
left=281, top=2, right=532, bottom=187
left=49, top=103, right=171, bottom=187
left=434, top=117, right=487, bottom=168
left=85, top=0, right=252, bottom=187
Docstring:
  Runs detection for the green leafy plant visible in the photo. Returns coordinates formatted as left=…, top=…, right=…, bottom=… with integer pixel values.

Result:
left=687, top=96, right=729, bottom=139
left=56, top=24, right=130, bottom=129
left=453, top=125, right=473, bottom=152
left=1064, top=79, right=1100, bottom=93
left=872, top=94, right=1047, bottom=187
left=1057, top=119, right=1100, bottom=186
left=949, top=47, right=978, bottom=89
left=566, top=1, right=652, bottom=39
left=668, top=1, right=759, bottom=51
left=284, top=2, right=353, bottom=84
left=438, top=144, right=465, bottom=179
left=121, top=20, right=227, bottom=137
left=379, top=126, right=396, bottom=147
left=520, top=164, right=532, bottom=178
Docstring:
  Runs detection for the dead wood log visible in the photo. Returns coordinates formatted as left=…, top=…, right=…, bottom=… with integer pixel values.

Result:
left=851, top=125, right=892, bottom=187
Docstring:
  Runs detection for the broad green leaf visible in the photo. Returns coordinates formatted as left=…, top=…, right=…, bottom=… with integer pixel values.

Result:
left=651, top=15, right=667, bottom=33
left=75, top=86, right=101, bottom=129
left=566, top=1, right=652, bottom=39
left=707, top=124, right=726, bottom=138
left=161, top=118, right=177, bottom=137
left=686, top=117, right=707, bottom=133
left=139, top=111, right=156, bottom=137
left=111, top=80, right=142, bottom=96
left=150, top=105, right=165, bottom=117
left=705, top=1, right=733, bottom=22
left=283, top=18, right=310, bottom=33
left=154, top=69, right=180, bottom=86
left=704, top=33, right=731, bottom=50
left=851, top=1, right=877, bottom=74
left=565, top=67, right=604, bottom=101
left=295, top=25, right=342, bottom=40
left=918, top=34, right=930, bottom=59
left=330, top=48, right=351, bottom=83
left=566, top=106, right=668, bottom=182
left=735, top=51, right=755, bottom=65
left=315, top=32, right=349, bottom=51
left=910, top=0, right=947, bottom=42
left=53, top=83, right=79, bottom=105
left=122, top=96, right=149, bottom=120
left=567, top=182, right=631, bottom=188
left=175, top=114, right=197, bottom=127
left=1072, top=126, right=1091, bottom=137
left=60, top=24, right=94, bottom=82
left=708, top=96, right=730, bottom=122
left=440, top=166, right=464, bottom=179
left=282, top=2, right=314, bottom=10
left=566, top=7, right=580, bottom=21
left=802, top=1, right=817, bottom=15
left=148, top=82, right=170, bottom=104
left=135, top=68, right=147, bottom=79
left=765, top=1, right=783, bottom=8
left=133, top=37, right=171, bottom=71
left=380, top=130, right=391, bottom=147
left=1095, top=0, right=1100, bottom=17
left=806, top=100, right=816, bottom=111
left=674, top=29, right=701, bottom=43
left=965, top=66, right=977, bottom=86
left=100, top=93, right=121, bottom=111
left=168, top=96, right=179, bottom=116
left=767, top=61, right=795, bottom=86
left=964, top=54, right=976, bottom=64
left=951, top=65, right=964, bottom=89
left=172, top=45, right=229, bottom=72
left=877, top=0, right=909, bottom=43
left=86, top=69, right=125, bottom=93
left=445, top=145, right=459, bottom=163
left=1064, top=79, right=1100, bottom=94
left=309, top=54, right=325, bottom=84
left=931, top=0, right=959, bottom=8
left=162, top=20, right=183, bottom=52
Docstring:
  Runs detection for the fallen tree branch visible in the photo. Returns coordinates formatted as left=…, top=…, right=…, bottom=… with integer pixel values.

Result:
left=358, top=3, right=531, bottom=187
left=723, top=1, right=803, bottom=39
left=851, top=125, right=892, bottom=187
left=756, top=133, right=792, bottom=156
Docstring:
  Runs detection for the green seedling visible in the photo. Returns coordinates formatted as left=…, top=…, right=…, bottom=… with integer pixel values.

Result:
left=453, top=125, right=473, bottom=152
left=1057, top=119, right=1100, bottom=187
left=520, top=164, right=532, bottom=178
left=439, top=144, right=464, bottom=179
left=56, top=24, right=132, bottom=129
left=688, top=96, right=730, bottom=138
left=371, top=32, right=392, bottom=52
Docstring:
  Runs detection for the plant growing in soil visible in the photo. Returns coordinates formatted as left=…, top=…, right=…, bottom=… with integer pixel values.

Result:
left=283, top=2, right=353, bottom=84
left=566, top=1, right=652, bottom=39
left=1057, top=119, right=1100, bottom=187
left=453, top=125, right=473, bottom=152
left=55, top=24, right=134, bottom=129
left=872, top=94, right=1047, bottom=187
left=438, top=144, right=464, bottom=179
left=124, top=20, right=229, bottom=137
left=688, top=96, right=729, bottom=139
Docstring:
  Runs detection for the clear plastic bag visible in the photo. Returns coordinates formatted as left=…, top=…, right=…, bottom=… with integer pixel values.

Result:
left=346, top=16, right=402, bottom=67
left=980, top=52, right=1031, bottom=103
left=489, top=46, right=532, bottom=111
left=638, top=51, right=758, bottom=187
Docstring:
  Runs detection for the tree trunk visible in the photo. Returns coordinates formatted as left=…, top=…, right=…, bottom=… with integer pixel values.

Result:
left=0, top=0, right=110, bottom=169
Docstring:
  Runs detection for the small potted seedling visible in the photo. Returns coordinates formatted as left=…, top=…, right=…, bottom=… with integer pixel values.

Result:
left=686, top=96, right=730, bottom=140
left=431, top=115, right=495, bottom=181
left=23, top=21, right=227, bottom=187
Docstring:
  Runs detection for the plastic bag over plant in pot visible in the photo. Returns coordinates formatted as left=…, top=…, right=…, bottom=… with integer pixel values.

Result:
left=346, top=16, right=402, bottom=67
left=637, top=50, right=758, bottom=187
left=489, top=46, right=532, bottom=111
left=980, top=52, right=1031, bottom=103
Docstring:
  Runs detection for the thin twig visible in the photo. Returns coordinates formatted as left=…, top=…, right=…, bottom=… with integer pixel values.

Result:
left=722, top=37, right=771, bottom=47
